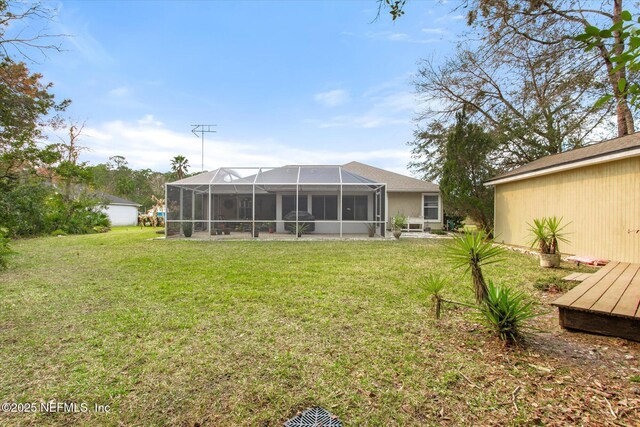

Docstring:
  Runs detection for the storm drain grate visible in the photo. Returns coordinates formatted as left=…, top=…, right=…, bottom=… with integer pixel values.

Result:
left=284, top=406, right=343, bottom=427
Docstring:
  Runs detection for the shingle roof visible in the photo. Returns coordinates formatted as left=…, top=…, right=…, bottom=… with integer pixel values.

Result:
left=342, top=161, right=439, bottom=192
left=100, top=193, right=141, bottom=206
left=486, top=132, right=640, bottom=184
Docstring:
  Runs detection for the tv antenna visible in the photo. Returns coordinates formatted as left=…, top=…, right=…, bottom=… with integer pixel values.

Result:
left=191, top=124, right=217, bottom=171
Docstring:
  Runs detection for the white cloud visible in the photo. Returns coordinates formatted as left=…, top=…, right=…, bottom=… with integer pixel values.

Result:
left=314, top=114, right=409, bottom=129
left=108, top=86, right=130, bottom=97
left=311, top=78, right=418, bottom=130
left=137, top=114, right=163, bottom=126
left=78, top=116, right=413, bottom=173
left=344, top=31, right=438, bottom=44
left=436, top=13, right=465, bottom=22
left=314, top=89, right=350, bottom=107
left=53, top=4, right=115, bottom=66
left=421, top=28, right=448, bottom=35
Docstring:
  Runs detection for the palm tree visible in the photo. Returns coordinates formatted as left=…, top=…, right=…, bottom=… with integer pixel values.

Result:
left=170, top=155, right=189, bottom=180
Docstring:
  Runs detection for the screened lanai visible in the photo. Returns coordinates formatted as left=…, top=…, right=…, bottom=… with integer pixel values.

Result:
left=165, top=165, right=387, bottom=239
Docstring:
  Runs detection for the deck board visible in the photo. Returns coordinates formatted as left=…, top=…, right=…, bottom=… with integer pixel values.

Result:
left=552, top=261, right=640, bottom=341
left=591, top=264, right=639, bottom=314
left=611, top=267, right=640, bottom=318
left=571, top=263, right=629, bottom=310
left=563, top=272, right=579, bottom=281
left=553, top=262, right=619, bottom=307
left=562, top=272, right=594, bottom=282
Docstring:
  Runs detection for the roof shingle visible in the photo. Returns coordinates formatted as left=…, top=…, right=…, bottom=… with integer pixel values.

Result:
left=342, top=161, right=439, bottom=192
left=486, top=132, right=640, bottom=184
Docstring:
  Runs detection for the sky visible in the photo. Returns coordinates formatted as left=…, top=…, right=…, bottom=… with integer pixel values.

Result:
left=16, top=0, right=469, bottom=175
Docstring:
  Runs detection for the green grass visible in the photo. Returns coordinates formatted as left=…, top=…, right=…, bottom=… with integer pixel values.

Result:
left=0, top=228, right=599, bottom=425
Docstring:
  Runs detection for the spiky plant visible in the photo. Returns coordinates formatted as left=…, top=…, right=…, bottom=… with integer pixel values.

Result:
left=528, top=217, right=570, bottom=254
left=545, top=216, right=569, bottom=254
left=421, top=274, right=447, bottom=319
left=447, top=230, right=505, bottom=304
left=528, top=218, right=550, bottom=254
left=476, top=280, right=539, bottom=344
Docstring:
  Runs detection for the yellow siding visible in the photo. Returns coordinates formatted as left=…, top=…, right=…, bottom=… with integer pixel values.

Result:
left=494, top=157, right=640, bottom=263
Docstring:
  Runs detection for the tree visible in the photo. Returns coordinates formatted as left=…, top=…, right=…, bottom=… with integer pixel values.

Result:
left=170, top=155, right=189, bottom=180
left=578, top=9, right=640, bottom=111
left=51, top=120, right=91, bottom=195
left=438, top=110, right=498, bottom=229
left=380, top=0, right=637, bottom=138
left=0, top=1, right=64, bottom=61
left=0, top=57, right=68, bottom=182
left=415, top=41, right=608, bottom=169
left=463, top=0, right=636, bottom=137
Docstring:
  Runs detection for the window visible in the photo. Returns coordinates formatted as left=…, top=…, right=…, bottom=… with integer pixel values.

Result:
left=282, top=195, right=308, bottom=218
left=424, top=195, right=439, bottom=220
left=342, top=196, right=367, bottom=220
left=312, top=196, right=338, bottom=220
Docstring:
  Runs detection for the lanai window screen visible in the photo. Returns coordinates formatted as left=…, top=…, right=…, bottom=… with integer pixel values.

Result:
left=165, top=166, right=387, bottom=238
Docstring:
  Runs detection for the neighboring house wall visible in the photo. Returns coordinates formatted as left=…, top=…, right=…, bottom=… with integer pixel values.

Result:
left=103, top=205, right=139, bottom=226
left=494, top=157, right=640, bottom=263
left=387, top=192, right=443, bottom=230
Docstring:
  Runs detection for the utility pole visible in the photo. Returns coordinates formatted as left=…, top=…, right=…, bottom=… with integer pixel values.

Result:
left=191, top=124, right=216, bottom=171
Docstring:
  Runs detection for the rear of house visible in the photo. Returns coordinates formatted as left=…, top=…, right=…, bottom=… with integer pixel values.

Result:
left=342, top=162, right=442, bottom=231
left=165, top=162, right=441, bottom=238
left=485, top=133, right=640, bottom=263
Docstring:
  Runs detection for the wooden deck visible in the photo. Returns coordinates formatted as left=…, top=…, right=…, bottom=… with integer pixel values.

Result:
left=562, top=272, right=594, bottom=282
left=552, top=261, right=640, bottom=341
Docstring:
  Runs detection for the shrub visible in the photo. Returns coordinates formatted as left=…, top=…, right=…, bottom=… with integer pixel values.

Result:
left=0, top=227, right=13, bottom=270
left=533, top=276, right=575, bottom=293
left=51, top=229, right=67, bottom=237
left=431, top=229, right=447, bottom=235
left=391, top=214, right=407, bottom=231
left=477, top=281, right=539, bottom=344
left=0, top=181, right=54, bottom=237
left=46, top=193, right=112, bottom=235
left=182, top=222, right=193, bottom=237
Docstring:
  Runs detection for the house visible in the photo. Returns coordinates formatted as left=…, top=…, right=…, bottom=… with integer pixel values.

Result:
left=100, top=194, right=141, bottom=226
left=342, top=161, right=442, bottom=231
left=165, top=162, right=441, bottom=238
left=485, top=133, right=640, bottom=263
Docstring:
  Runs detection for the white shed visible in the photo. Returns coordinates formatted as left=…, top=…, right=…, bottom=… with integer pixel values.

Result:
left=101, top=194, right=141, bottom=226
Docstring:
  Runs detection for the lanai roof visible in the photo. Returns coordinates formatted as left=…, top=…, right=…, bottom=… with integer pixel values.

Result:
left=170, top=165, right=383, bottom=186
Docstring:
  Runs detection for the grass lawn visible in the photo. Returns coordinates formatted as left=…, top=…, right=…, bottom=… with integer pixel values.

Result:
left=1, top=228, right=638, bottom=426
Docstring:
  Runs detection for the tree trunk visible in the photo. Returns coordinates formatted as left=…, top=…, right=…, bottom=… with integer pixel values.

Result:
left=471, top=263, right=488, bottom=304
left=611, top=0, right=635, bottom=136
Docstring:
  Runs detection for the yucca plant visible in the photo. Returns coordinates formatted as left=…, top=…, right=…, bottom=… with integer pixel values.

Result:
left=446, top=229, right=505, bottom=304
left=477, top=281, right=539, bottom=344
left=545, top=216, right=569, bottom=254
left=527, top=218, right=550, bottom=254
left=528, top=216, right=569, bottom=255
left=422, top=274, right=447, bottom=319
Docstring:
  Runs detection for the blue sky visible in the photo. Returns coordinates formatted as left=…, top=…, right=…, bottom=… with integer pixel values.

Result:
left=26, top=0, right=468, bottom=175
